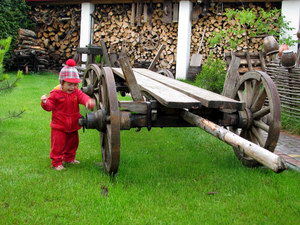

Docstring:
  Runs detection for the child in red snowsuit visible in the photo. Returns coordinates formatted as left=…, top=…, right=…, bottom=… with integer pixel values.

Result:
left=41, top=59, right=95, bottom=170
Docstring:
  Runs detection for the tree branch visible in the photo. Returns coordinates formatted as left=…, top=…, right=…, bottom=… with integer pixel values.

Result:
left=0, top=109, right=26, bottom=121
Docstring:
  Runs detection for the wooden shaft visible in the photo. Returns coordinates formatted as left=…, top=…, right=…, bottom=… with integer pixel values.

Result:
left=180, top=111, right=286, bottom=173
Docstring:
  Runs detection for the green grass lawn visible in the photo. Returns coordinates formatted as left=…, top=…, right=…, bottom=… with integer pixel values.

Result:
left=0, top=73, right=300, bottom=224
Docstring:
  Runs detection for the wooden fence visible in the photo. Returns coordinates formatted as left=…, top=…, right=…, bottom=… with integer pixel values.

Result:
left=266, top=61, right=300, bottom=121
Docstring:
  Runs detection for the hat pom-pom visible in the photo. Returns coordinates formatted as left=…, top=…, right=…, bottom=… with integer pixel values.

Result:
left=66, top=59, right=76, bottom=67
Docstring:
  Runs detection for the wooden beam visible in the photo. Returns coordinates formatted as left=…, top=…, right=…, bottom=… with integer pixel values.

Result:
left=26, top=0, right=282, bottom=6
left=118, top=54, right=144, bottom=101
left=222, top=53, right=241, bottom=99
left=181, top=110, right=286, bottom=173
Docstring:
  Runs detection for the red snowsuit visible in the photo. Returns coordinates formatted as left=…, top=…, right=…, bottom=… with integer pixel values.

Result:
left=41, top=85, right=91, bottom=167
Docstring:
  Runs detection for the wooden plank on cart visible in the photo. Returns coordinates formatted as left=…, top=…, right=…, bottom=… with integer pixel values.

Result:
left=133, top=68, right=245, bottom=111
left=112, top=68, right=202, bottom=109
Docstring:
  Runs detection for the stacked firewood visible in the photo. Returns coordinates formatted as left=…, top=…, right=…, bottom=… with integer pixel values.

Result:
left=14, top=28, right=49, bottom=72
left=27, top=2, right=279, bottom=72
left=28, top=5, right=81, bottom=70
left=93, top=3, right=278, bottom=71
left=93, top=4, right=177, bottom=71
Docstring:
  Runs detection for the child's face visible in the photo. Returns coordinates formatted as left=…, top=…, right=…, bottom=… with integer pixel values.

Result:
left=62, top=81, right=79, bottom=93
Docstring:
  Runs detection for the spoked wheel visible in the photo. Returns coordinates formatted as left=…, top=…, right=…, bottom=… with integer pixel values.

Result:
left=157, top=68, right=175, bottom=79
left=99, top=67, right=120, bottom=175
left=231, top=71, right=281, bottom=167
left=82, top=64, right=101, bottom=108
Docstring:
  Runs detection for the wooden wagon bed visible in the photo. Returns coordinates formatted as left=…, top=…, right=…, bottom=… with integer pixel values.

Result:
left=112, top=68, right=245, bottom=111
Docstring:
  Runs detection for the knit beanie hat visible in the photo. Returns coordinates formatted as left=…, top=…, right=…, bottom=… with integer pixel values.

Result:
left=59, top=59, right=81, bottom=83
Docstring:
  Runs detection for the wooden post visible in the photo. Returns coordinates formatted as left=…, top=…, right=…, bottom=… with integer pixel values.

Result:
left=136, top=2, right=142, bottom=26
left=245, top=51, right=253, bottom=71
left=131, top=3, right=136, bottom=26
left=259, top=51, right=266, bottom=71
left=180, top=111, right=287, bottom=173
left=173, top=3, right=179, bottom=22
left=100, top=40, right=111, bottom=67
left=119, top=53, right=144, bottom=101
left=175, top=1, right=192, bottom=79
left=222, top=52, right=241, bottom=98
left=143, top=4, right=148, bottom=23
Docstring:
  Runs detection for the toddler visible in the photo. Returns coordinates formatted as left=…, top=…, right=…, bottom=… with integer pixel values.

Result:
left=41, top=59, right=95, bottom=170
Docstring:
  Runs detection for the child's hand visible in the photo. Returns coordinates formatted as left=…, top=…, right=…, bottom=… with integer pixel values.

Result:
left=41, top=94, right=47, bottom=103
left=86, top=99, right=95, bottom=110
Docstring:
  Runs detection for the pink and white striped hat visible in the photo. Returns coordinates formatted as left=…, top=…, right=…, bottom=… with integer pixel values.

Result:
left=59, top=59, right=81, bottom=83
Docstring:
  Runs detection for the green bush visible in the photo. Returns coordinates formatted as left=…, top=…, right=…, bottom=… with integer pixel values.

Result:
left=0, top=37, right=12, bottom=80
left=0, top=37, right=23, bottom=91
left=194, top=56, right=226, bottom=94
left=0, top=0, right=33, bottom=69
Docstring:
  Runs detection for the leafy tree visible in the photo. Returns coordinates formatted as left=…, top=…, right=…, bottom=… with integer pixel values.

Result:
left=209, top=8, right=297, bottom=50
left=0, top=0, right=33, bottom=69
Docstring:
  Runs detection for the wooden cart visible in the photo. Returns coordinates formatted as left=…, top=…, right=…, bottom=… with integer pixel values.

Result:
left=78, top=54, right=286, bottom=175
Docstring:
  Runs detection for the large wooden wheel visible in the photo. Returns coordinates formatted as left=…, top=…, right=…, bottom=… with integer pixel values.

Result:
left=82, top=65, right=120, bottom=175
left=98, top=67, right=120, bottom=175
left=231, top=71, right=281, bottom=167
left=82, top=64, right=101, bottom=108
left=156, top=68, right=175, bottom=79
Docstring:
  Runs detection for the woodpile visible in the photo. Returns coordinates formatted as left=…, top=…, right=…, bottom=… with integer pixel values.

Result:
left=13, top=28, right=49, bottom=72
left=26, top=2, right=280, bottom=72
left=93, top=4, right=178, bottom=72
left=28, top=5, right=81, bottom=70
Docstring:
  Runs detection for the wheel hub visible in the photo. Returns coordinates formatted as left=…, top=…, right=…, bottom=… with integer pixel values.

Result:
left=82, top=84, right=94, bottom=96
left=79, top=109, right=107, bottom=131
left=238, top=108, right=253, bottom=129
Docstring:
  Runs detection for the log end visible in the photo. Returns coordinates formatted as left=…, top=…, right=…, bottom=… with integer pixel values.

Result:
left=272, top=157, right=287, bottom=173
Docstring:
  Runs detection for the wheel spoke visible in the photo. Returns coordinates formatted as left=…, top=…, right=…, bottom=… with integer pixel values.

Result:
left=253, top=106, right=270, bottom=119
left=86, top=77, right=91, bottom=85
left=251, top=86, right=266, bottom=112
left=245, top=80, right=253, bottom=108
left=253, top=120, right=269, bottom=132
left=238, top=90, right=245, bottom=102
left=89, top=70, right=94, bottom=84
left=250, top=126, right=265, bottom=146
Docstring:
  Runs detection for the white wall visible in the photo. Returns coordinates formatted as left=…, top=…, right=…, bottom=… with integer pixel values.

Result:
left=281, top=1, right=300, bottom=52
left=175, top=1, right=193, bottom=79
left=79, top=3, right=95, bottom=61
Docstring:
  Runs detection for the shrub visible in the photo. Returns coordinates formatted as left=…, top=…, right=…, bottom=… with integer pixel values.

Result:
left=0, top=37, right=23, bottom=91
left=194, top=56, right=226, bottom=94
left=0, top=37, right=24, bottom=120
left=208, top=8, right=297, bottom=50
